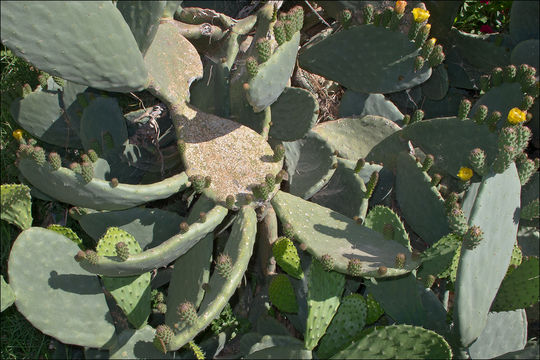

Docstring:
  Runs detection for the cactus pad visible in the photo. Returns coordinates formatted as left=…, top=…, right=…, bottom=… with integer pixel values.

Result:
left=272, top=237, right=303, bottom=279
left=269, top=274, right=298, bottom=313
left=1, top=184, right=32, bottom=230
left=47, top=224, right=84, bottom=250
left=364, top=205, right=410, bottom=251
left=1, top=275, right=15, bottom=312
left=491, top=257, right=539, bottom=312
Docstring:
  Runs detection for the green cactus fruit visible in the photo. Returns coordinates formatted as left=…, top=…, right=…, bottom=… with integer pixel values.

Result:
left=521, top=198, right=539, bottom=220
left=152, top=290, right=165, bottom=305
left=521, top=74, right=535, bottom=89
left=214, top=253, right=233, bottom=279
left=156, top=303, right=167, bottom=314
left=347, top=258, right=363, bottom=276
left=225, top=195, right=235, bottom=210
left=256, top=38, right=272, bottom=63
left=189, top=175, right=206, bottom=193
left=47, top=152, right=61, bottom=170
left=291, top=5, right=304, bottom=32
left=339, top=9, right=352, bottom=28
left=320, top=254, right=335, bottom=271
left=493, top=145, right=515, bottom=174
left=265, top=173, right=276, bottom=190
left=273, top=144, right=285, bottom=162
left=80, top=161, right=93, bottom=184
left=422, top=154, right=434, bottom=172
left=458, top=99, right=472, bottom=120
left=427, top=44, right=445, bottom=67
left=115, top=242, right=130, bottom=261
left=87, top=149, right=98, bottom=163
left=275, top=169, right=286, bottom=185
left=479, top=75, right=490, bottom=93
left=110, top=177, right=119, bottom=188
left=421, top=38, right=436, bottom=59
left=31, top=146, right=46, bottom=166
left=379, top=7, right=393, bottom=27
left=378, top=266, right=388, bottom=276
left=354, top=158, right=365, bottom=174
left=27, top=139, right=37, bottom=146
left=472, top=105, right=488, bottom=124
left=402, top=114, right=411, bottom=126
left=282, top=19, right=295, bottom=42
left=177, top=301, right=197, bottom=325
left=69, top=162, right=82, bottom=174
left=272, top=237, right=303, bottom=279
left=491, top=67, right=503, bottom=87
left=517, top=158, right=538, bottom=185
left=503, top=64, right=517, bottom=82
left=268, top=274, right=298, bottom=313
left=515, top=125, right=532, bottom=154
left=517, top=64, right=535, bottom=82
left=246, top=56, right=259, bottom=78
left=253, top=184, right=270, bottom=201
left=411, top=109, right=425, bottom=123
left=463, top=225, right=484, bottom=250
left=364, top=171, right=379, bottom=199
left=414, top=56, right=425, bottom=72
left=424, top=274, right=436, bottom=288
left=177, top=139, right=186, bottom=154
left=431, top=173, right=442, bottom=187
left=498, top=126, right=518, bottom=149
left=85, top=250, right=99, bottom=265
left=415, top=24, right=431, bottom=47
left=243, top=194, right=254, bottom=205
left=394, top=253, right=406, bottom=268
left=388, top=10, right=404, bottom=31
left=365, top=293, right=384, bottom=325
left=179, top=222, right=189, bottom=234
left=468, top=148, right=487, bottom=176
left=487, top=111, right=502, bottom=131
left=363, top=4, right=374, bottom=24
left=520, top=94, right=534, bottom=111
left=155, top=324, right=174, bottom=346
left=81, top=154, right=90, bottom=163
left=448, top=207, right=468, bottom=236
left=444, top=192, right=459, bottom=212
left=47, top=224, right=84, bottom=250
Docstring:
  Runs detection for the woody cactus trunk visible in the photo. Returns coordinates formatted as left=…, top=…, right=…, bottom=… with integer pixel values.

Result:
left=1, top=0, right=538, bottom=359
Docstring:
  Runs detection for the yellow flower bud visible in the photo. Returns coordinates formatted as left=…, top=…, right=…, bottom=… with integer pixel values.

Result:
left=457, top=167, right=473, bottom=181
left=412, top=8, right=430, bottom=23
left=12, top=129, right=24, bottom=141
left=507, top=107, right=527, bottom=124
left=395, top=1, right=407, bottom=15
left=428, top=38, right=437, bottom=46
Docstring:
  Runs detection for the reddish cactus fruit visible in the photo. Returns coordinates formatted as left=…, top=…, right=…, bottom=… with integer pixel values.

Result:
left=115, top=242, right=130, bottom=261
left=177, top=301, right=197, bottom=325
left=180, top=222, right=189, bottom=234
left=378, top=266, right=388, bottom=276
left=155, top=324, right=174, bottom=346
left=69, top=162, right=82, bottom=174
left=347, top=258, right=363, bottom=276
left=156, top=303, right=167, bottom=314
left=215, top=253, right=233, bottom=279
left=74, top=250, right=86, bottom=262
left=320, top=254, right=335, bottom=271
left=85, top=250, right=99, bottom=265
left=199, top=212, right=207, bottom=223
left=395, top=253, right=406, bottom=268
left=48, top=152, right=61, bottom=170
left=32, top=146, right=46, bottom=165
left=87, top=149, right=98, bottom=162
left=110, top=177, right=119, bottom=188
left=80, top=162, right=93, bottom=184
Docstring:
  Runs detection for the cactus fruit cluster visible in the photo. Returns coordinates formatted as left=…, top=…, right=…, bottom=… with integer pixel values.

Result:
left=0, top=1, right=538, bottom=359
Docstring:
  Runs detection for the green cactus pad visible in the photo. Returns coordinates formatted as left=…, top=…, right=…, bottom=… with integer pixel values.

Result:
left=1, top=275, right=15, bottom=312
left=166, top=195, right=215, bottom=327
left=364, top=205, right=411, bottom=251
left=339, top=92, right=404, bottom=124
left=417, top=234, right=461, bottom=280
left=73, top=207, right=185, bottom=250
left=246, top=344, right=311, bottom=359
left=395, top=152, right=450, bottom=245
left=272, top=237, right=303, bottom=279
left=109, top=325, right=171, bottom=359
left=116, top=1, right=165, bottom=55
left=304, top=259, right=345, bottom=350
left=312, top=115, right=401, bottom=161
left=1, top=184, right=32, bottom=230
left=468, top=310, right=528, bottom=359
left=331, top=324, right=452, bottom=359
left=172, top=105, right=282, bottom=206
left=78, top=204, right=227, bottom=277
left=0, top=1, right=148, bottom=92
left=271, top=191, right=419, bottom=277
left=96, top=227, right=151, bottom=328
left=310, top=158, right=368, bottom=219
left=299, top=25, right=432, bottom=94
left=367, top=117, right=499, bottom=178
left=454, top=164, right=521, bottom=347
left=470, top=82, right=524, bottom=129
left=509, top=1, right=539, bottom=44
left=283, top=131, right=336, bottom=199
left=421, top=64, right=449, bottom=101
left=317, top=294, right=367, bottom=358
left=8, top=228, right=115, bottom=348
left=10, top=87, right=83, bottom=148
left=144, top=21, right=203, bottom=106
left=47, top=224, right=84, bottom=250
left=511, top=40, right=539, bottom=70
left=167, top=207, right=257, bottom=351
left=491, top=257, right=539, bottom=312
left=365, top=273, right=426, bottom=326
left=17, top=158, right=188, bottom=211
left=365, top=293, right=384, bottom=325
left=269, top=87, right=319, bottom=141
left=268, top=274, right=298, bottom=313
left=246, top=32, right=300, bottom=112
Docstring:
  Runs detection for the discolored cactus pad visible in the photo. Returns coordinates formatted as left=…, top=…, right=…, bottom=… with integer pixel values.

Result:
left=491, top=257, right=539, bottom=312
left=268, top=274, right=298, bottom=313
left=172, top=105, right=282, bottom=206
left=1, top=184, right=32, bottom=230
left=272, top=237, right=303, bottom=279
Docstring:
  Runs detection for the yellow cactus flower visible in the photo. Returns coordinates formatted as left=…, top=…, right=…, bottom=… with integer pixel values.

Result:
left=457, top=167, right=473, bottom=181
left=507, top=107, right=527, bottom=124
left=427, top=37, right=437, bottom=46
left=12, top=129, right=24, bottom=141
left=412, top=8, right=430, bottom=22
left=395, top=1, right=407, bottom=15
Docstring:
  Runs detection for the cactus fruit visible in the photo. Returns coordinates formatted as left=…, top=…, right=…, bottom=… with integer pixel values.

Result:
left=48, top=152, right=61, bottom=170
left=272, top=237, right=303, bottom=279
left=493, top=145, right=515, bottom=174
left=427, top=44, right=445, bottom=67
left=378, top=266, right=388, bottom=276
left=354, top=158, right=365, bottom=173
left=364, top=171, right=379, bottom=199
left=69, top=162, right=82, bottom=174
left=252, top=184, right=270, bottom=200
left=246, top=56, right=258, bottom=78
left=422, top=154, right=434, bottom=172
left=273, top=21, right=286, bottom=46
left=415, top=24, right=431, bottom=47
left=463, top=225, right=484, bottom=250
left=115, top=242, right=130, bottom=261
left=110, top=177, right=119, bottom=188
left=458, top=99, right=472, bottom=120
left=424, top=274, right=436, bottom=288
left=395, top=253, right=406, bottom=268
left=85, top=250, right=99, bottom=265
left=491, top=67, right=503, bottom=86
left=431, top=174, right=442, bottom=187
left=503, top=65, right=517, bottom=82
left=421, top=38, right=436, bottom=59
left=320, top=254, right=335, bottom=271
left=265, top=173, right=276, bottom=190
left=469, top=148, right=487, bottom=176
left=190, top=175, right=207, bottom=193
left=256, top=38, right=271, bottom=63
left=363, top=4, right=374, bottom=24
left=339, top=9, right=352, bottom=28
left=268, top=274, right=298, bottom=313
left=179, top=222, right=189, bottom=234
left=156, top=303, right=167, bottom=314
left=479, top=75, right=490, bottom=92
left=275, top=169, right=286, bottom=185
left=448, top=207, right=468, bottom=236
left=347, top=258, right=363, bottom=276
left=402, top=114, right=411, bottom=125
left=154, top=324, right=174, bottom=352
left=225, top=195, right=235, bottom=210
left=472, top=105, right=488, bottom=124
left=31, top=146, right=46, bottom=165
left=215, top=253, right=233, bottom=279
left=414, top=56, right=425, bottom=72
left=412, top=109, right=425, bottom=123
left=273, top=144, right=285, bottom=162
left=487, top=111, right=502, bottom=131
left=177, top=301, right=197, bottom=325
left=80, top=162, right=93, bottom=184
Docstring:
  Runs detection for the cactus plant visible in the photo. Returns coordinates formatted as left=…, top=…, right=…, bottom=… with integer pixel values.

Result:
left=0, top=1, right=538, bottom=358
